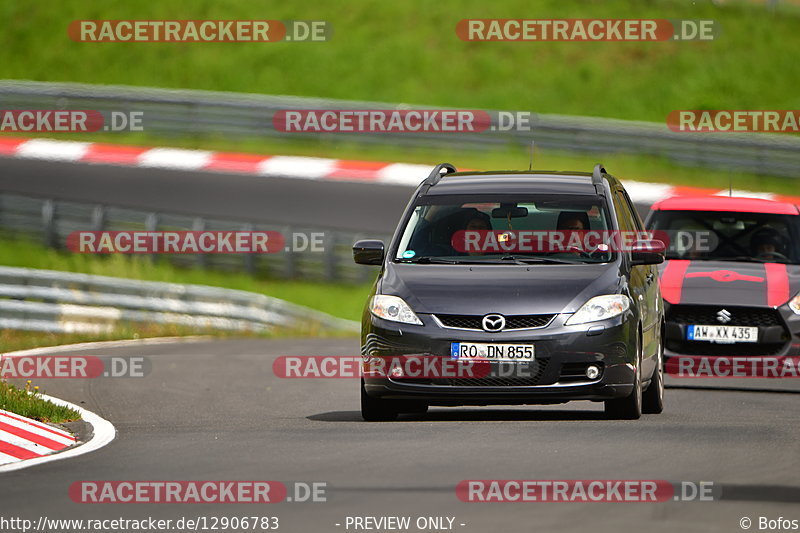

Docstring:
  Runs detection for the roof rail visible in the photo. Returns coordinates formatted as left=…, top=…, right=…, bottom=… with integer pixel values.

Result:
left=424, top=163, right=457, bottom=186
left=592, top=163, right=607, bottom=185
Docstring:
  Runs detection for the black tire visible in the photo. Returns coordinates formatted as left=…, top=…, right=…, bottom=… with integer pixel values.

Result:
left=605, top=334, right=642, bottom=420
left=642, top=330, right=664, bottom=414
left=360, top=379, right=398, bottom=421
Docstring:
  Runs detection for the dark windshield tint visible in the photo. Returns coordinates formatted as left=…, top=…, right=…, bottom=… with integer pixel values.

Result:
left=393, top=194, right=613, bottom=264
left=646, top=209, right=799, bottom=264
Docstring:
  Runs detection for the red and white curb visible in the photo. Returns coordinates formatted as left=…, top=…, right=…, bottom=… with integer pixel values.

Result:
left=0, top=408, right=76, bottom=465
left=1, top=136, right=799, bottom=206
left=0, top=392, right=116, bottom=473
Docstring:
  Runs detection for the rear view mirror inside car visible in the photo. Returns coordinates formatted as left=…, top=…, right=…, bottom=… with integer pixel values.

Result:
left=491, top=204, right=528, bottom=218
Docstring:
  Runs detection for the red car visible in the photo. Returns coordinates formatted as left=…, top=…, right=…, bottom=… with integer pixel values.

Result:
left=645, top=196, right=800, bottom=360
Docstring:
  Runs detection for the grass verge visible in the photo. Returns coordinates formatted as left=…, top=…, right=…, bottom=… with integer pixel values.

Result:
left=0, top=380, right=81, bottom=423
left=2, top=0, right=800, bottom=123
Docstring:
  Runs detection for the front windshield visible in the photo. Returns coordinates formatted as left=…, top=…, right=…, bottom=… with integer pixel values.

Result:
left=393, top=194, right=614, bottom=264
left=647, top=209, right=800, bottom=264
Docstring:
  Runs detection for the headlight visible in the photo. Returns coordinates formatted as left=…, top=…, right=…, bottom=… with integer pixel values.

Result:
left=370, top=295, right=423, bottom=325
left=566, top=294, right=630, bottom=325
left=790, top=293, right=800, bottom=315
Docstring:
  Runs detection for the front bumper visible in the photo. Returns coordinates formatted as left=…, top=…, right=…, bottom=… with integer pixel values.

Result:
left=663, top=303, right=800, bottom=358
left=361, top=312, right=638, bottom=406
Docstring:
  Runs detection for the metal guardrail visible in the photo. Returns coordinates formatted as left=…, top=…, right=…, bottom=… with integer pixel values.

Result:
left=0, top=265, right=359, bottom=335
left=1, top=80, right=800, bottom=178
left=0, top=192, right=389, bottom=284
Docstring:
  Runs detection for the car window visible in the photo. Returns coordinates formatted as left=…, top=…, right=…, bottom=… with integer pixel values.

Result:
left=647, top=209, right=799, bottom=263
left=620, top=189, right=645, bottom=231
left=612, top=190, right=635, bottom=233
left=393, top=194, right=613, bottom=263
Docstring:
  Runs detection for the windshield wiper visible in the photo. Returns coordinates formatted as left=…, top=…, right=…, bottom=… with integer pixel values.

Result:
left=714, top=255, right=791, bottom=264
left=396, top=257, right=462, bottom=264
left=468, top=255, right=583, bottom=265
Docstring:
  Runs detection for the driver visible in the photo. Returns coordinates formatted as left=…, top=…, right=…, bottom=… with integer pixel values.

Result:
left=750, top=227, right=789, bottom=261
left=462, top=210, right=491, bottom=256
left=556, top=211, right=590, bottom=254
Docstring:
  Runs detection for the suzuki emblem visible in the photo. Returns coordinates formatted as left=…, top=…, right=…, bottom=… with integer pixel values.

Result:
left=716, top=309, right=732, bottom=323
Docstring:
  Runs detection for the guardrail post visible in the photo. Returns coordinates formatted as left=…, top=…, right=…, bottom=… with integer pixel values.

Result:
left=145, top=212, right=159, bottom=263
left=192, top=217, right=207, bottom=270
left=242, top=223, right=255, bottom=275
left=91, top=205, right=106, bottom=231
left=324, top=232, right=337, bottom=282
left=42, top=199, right=57, bottom=249
left=283, top=225, right=295, bottom=278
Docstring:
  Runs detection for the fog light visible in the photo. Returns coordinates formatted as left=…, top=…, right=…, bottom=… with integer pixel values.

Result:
left=390, top=366, right=404, bottom=378
left=585, top=365, right=601, bottom=380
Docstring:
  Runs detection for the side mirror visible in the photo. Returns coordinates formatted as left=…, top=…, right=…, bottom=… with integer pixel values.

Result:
left=353, top=239, right=385, bottom=265
left=631, top=239, right=665, bottom=265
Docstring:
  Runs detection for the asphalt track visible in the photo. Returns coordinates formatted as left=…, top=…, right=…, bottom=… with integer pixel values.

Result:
left=1, top=338, right=798, bottom=532
left=1, top=157, right=798, bottom=531
left=0, top=157, right=413, bottom=234
left=0, top=157, right=652, bottom=235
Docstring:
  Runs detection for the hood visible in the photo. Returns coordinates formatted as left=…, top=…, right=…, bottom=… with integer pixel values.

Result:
left=380, top=262, right=622, bottom=315
left=658, top=259, right=800, bottom=307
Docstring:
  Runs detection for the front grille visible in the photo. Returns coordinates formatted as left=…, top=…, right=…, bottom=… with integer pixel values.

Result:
left=666, top=340, right=786, bottom=357
left=435, top=313, right=555, bottom=330
left=447, top=360, right=548, bottom=387
left=666, top=305, right=789, bottom=356
left=667, top=305, right=782, bottom=327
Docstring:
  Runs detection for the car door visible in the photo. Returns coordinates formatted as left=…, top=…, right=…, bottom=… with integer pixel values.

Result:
left=612, top=188, right=656, bottom=375
left=621, top=188, right=661, bottom=371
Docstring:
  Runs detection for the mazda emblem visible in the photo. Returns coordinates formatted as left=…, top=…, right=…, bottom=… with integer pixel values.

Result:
left=482, top=314, right=506, bottom=332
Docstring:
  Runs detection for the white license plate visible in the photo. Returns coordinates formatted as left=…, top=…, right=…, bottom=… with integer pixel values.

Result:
left=450, top=342, right=534, bottom=362
left=686, top=325, right=758, bottom=344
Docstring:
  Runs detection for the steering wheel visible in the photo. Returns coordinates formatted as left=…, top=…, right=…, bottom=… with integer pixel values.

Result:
left=756, top=251, right=789, bottom=261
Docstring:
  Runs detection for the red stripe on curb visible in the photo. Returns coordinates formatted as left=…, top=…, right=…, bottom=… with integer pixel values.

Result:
left=1, top=136, right=800, bottom=206
left=204, top=152, right=270, bottom=173
left=773, top=195, right=800, bottom=209
left=0, top=137, right=26, bottom=155
left=0, top=411, right=75, bottom=441
left=764, top=263, right=790, bottom=307
left=81, top=143, right=149, bottom=164
left=328, top=160, right=387, bottom=181
left=0, top=440, right=40, bottom=460
left=0, top=421, right=67, bottom=451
